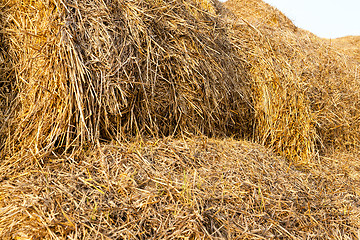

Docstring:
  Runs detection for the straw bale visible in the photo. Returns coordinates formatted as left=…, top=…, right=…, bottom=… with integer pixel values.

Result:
left=329, top=36, right=360, bottom=63
left=0, top=137, right=359, bottom=239
left=225, top=0, right=360, bottom=163
left=225, top=0, right=297, bottom=31
left=0, top=0, right=253, bottom=159
left=0, top=0, right=358, bottom=165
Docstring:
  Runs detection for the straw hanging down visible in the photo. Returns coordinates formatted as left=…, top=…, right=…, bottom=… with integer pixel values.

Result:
left=0, top=2, right=15, bottom=153
left=1, top=0, right=253, bottom=158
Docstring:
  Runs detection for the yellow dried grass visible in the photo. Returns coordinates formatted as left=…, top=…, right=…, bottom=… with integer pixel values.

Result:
left=329, top=35, right=360, bottom=63
left=225, top=0, right=360, bottom=164
left=0, top=1, right=15, bottom=153
left=1, top=137, right=359, bottom=239
left=0, top=0, right=360, bottom=238
left=1, top=0, right=253, bottom=162
left=225, top=0, right=297, bottom=30
left=1, top=0, right=359, bottom=166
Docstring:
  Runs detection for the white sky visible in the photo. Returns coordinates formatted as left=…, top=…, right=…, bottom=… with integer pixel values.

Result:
left=219, top=0, right=360, bottom=39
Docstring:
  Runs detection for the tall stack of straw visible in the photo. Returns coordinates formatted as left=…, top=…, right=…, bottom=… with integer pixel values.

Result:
left=0, top=0, right=253, bottom=160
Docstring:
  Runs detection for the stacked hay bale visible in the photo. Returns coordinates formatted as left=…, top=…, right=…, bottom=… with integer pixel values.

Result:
left=225, top=0, right=360, bottom=164
left=1, top=0, right=359, bottom=166
left=1, top=0, right=359, bottom=164
left=1, top=0, right=253, bottom=160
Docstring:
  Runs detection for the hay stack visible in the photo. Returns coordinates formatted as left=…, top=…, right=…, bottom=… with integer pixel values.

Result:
left=1, top=0, right=359, bottom=164
left=330, top=36, right=360, bottom=63
left=0, top=0, right=360, bottom=238
left=225, top=0, right=360, bottom=163
left=224, top=0, right=297, bottom=31
left=0, top=0, right=253, bottom=160
left=1, top=0, right=359, bottom=165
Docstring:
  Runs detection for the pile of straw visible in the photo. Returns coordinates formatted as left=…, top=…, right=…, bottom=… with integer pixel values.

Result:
left=225, top=0, right=296, bottom=31
left=330, top=36, right=360, bottom=63
left=1, top=0, right=359, bottom=164
left=1, top=0, right=360, bottom=238
left=226, top=0, right=360, bottom=163
left=0, top=0, right=252, bottom=161
left=1, top=137, right=359, bottom=239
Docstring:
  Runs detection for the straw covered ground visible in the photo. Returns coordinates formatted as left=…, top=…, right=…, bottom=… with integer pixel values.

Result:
left=1, top=137, right=360, bottom=239
left=1, top=0, right=360, bottom=239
